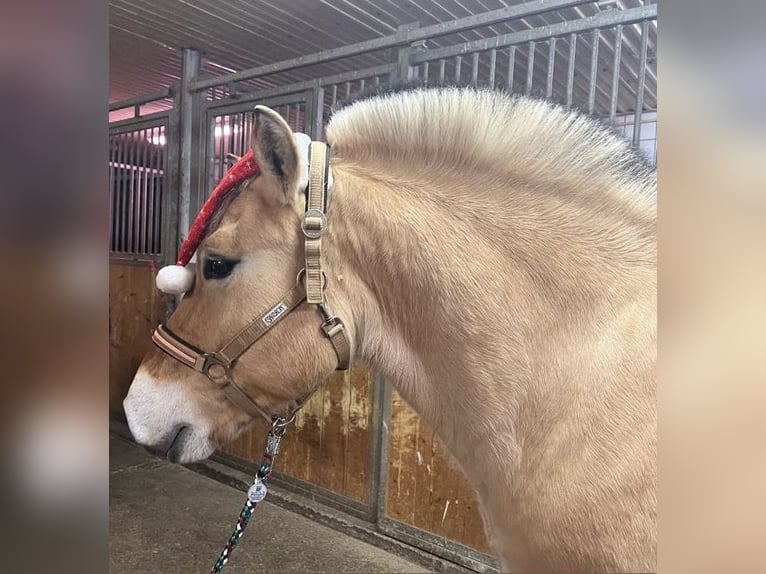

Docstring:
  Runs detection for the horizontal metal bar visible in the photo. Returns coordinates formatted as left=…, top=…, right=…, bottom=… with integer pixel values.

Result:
left=109, top=111, right=170, bottom=133
left=108, top=252, right=163, bottom=265
left=203, top=64, right=395, bottom=112
left=209, top=450, right=373, bottom=521
left=412, top=4, right=656, bottom=64
left=191, top=0, right=592, bottom=91
left=378, top=516, right=499, bottom=573
left=109, top=89, right=172, bottom=112
left=205, top=91, right=309, bottom=117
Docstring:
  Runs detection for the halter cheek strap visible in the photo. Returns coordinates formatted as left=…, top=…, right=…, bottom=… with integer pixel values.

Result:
left=151, top=139, right=351, bottom=423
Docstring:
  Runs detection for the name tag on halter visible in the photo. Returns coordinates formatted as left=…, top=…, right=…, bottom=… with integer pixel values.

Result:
left=262, top=301, right=289, bottom=326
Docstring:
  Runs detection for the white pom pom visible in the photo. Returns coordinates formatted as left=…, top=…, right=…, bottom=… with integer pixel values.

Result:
left=156, top=265, right=194, bottom=295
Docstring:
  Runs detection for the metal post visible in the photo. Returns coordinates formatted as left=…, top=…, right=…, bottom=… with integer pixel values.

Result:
left=178, top=48, right=202, bottom=251
left=369, top=373, right=392, bottom=525
left=391, top=23, right=420, bottom=85
left=309, top=84, right=326, bottom=140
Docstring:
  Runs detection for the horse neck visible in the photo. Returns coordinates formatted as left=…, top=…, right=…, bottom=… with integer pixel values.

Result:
left=326, top=164, right=655, bottom=460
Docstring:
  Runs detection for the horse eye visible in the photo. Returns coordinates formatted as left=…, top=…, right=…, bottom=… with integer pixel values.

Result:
left=203, top=257, right=238, bottom=280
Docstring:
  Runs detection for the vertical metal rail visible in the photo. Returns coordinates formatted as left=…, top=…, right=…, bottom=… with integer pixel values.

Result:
left=566, top=33, right=577, bottom=107
left=588, top=29, right=600, bottom=115
left=369, top=374, right=392, bottom=525
left=140, top=128, right=150, bottom=254
left=632, top=20, right=649, bottom=148
left=126, top=133, right=136, bottom=254
left=421, top=61, right=429, bottom=84
left=507, top=45, right=516, bottom=91
left=146, top=127, right=156, bottom=255
left=546, top=38, right=556, bottom=99
left=525, top=41, right=536, bottom=95
left=609, top=24, right=623, bottom=125
left=488, top=48, right=497, bottom=88
left=454, top=55, right=462, bottom=82
left=108, top=137, right=116, bottom=251
left=438, top=58, right=446, bottom=83
left=311, top=86, right=326, bottom=140
left=178, top=48, right=202, bottom=249
left=471, top=52, right=480, bottom=86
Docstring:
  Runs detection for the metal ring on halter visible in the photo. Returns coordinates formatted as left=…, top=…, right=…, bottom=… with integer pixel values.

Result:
left=295, top=268, right=328, bottom=290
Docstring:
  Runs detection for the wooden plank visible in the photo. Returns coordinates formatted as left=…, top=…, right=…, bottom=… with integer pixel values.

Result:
left=346, top=364, right=372, bottom=502
left=386, top=391, right=492, bottom=554
left=109, top=261, right=165, bottom=412
left=221, top=368, right=373, bottom=503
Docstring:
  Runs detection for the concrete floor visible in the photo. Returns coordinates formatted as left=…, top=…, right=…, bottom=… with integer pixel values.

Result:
left=110, top=433, right=429, bottom=573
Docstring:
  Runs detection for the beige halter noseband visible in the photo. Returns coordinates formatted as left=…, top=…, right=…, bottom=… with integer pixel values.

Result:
left=152, top=141, right=350, bottom=423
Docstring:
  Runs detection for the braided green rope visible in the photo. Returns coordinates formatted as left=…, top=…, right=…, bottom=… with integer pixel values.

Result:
left=210, top=417, right=286, bottom=573
left=210, top=499, right=256, bottom=573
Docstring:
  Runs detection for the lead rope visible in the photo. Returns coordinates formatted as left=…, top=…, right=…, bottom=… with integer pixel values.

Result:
left=210, top=415, right=291, bottom=573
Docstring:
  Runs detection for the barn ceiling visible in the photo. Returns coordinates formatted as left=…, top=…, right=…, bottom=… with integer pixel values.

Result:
left=110, top=0, right=656, bottom=106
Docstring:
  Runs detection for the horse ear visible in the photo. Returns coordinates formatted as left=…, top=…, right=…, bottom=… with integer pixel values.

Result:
left=252, top=105, right=302, bottom=205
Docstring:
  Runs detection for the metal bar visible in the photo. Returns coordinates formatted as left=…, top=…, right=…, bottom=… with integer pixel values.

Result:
left=507, top=46, right=516, bottom=90
left=191, top=0, right=592, bottom=92
left=140, top=128, right=149, bottom=254
left=372, top=377, right=392, bottom=525
left=331, top=84, right=338, bottom=107
left=525, top=41, right=536, bottom=95
left=126, top=132, right=136, bottom=253
left=546, top=38, right=556, bottom=98
left=109, top=88, right=171, bottom=112
left=438, top=59, right=446, bottom=83
left=359, top=78, right=365, bottom=93
left=178, top=48, right=201, bottom=247
left=588, top=29, right=600, bottom=115
left=204, top=69, right=383, bottom=114
left=488, top=48, right=497, bottom=88
left=410, top=4, right=656, bottom=64
left=471, top=52, right=480, bottom=86
left=155, top=126, right=165, bottom=254
left=204, top=92, right=309, bottom=119
left=238, top=110, right=246, bottom=157
left=609, top=24, right=623, bottom=124
left=117, top=134, right=126, bottom=252
left=378, top=517, right=500, bottom=573
left=209, top=450, right=372, bottom=521
left=454, top=55, right=462, bottom=82
left=162, top=87, right=181, bottom=265
left=146, top=127, right=156, bottom=255
left=216, top=116, right=225, bottom=183
left=632, top=20, right=649, bottom=147
left=108, top=136, right=116, bottom=251
left=566, top=33, right=577, bottom=107
left=421, top=61, right=429, bottom=84
left=344, top=81, right=351, bottom=99
left=109, top=111, right=171, bottom=133
left=310, top=86, right=325, bottom=140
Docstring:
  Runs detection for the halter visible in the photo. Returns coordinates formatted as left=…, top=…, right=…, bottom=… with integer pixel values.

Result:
left=151, top=140, right=351, bottom=423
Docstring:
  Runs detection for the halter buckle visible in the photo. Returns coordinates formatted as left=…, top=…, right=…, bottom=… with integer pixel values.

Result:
left=321, top=316, right=345, bottom=338
left=301, top=209, right=327, bottom=239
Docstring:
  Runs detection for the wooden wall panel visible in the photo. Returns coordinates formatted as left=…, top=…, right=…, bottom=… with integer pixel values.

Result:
left=222, top=365, right=373, bottom=503
left=386, top=389, right=492, bottom=555
left=109, top=261, right=165, bottom=412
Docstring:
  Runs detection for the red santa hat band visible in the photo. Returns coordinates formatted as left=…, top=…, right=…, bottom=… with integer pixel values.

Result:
left=156, top=150, right=260, bottom=295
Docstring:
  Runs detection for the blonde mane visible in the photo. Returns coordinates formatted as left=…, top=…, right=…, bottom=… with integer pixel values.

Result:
left=326, top=87, right=655, bottom=210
